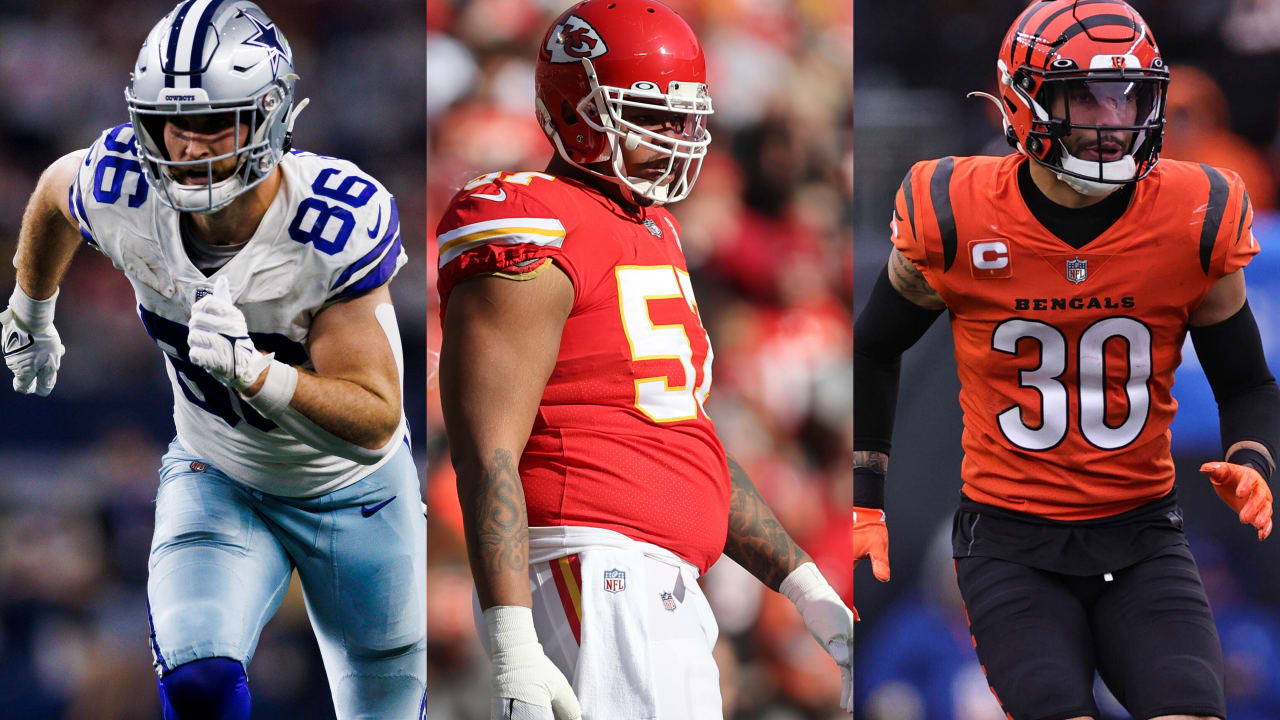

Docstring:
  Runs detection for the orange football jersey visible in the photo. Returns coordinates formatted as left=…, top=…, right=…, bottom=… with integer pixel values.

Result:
left=436, top=171, right=730, bottom=572
left=893, top=154, right=1257, bottom=520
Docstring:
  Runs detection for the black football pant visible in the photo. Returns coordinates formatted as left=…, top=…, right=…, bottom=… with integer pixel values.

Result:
left=955, top=544, right=1226, bottom=720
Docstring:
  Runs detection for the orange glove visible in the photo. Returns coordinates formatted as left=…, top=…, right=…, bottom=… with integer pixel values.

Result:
left=1200, top=462, right=1273, bottom=541
left=853, top=506, right=890, bottom=582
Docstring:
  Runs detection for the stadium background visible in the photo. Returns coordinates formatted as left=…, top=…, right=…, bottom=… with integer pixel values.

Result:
left=855, top=1, right=1280, bottom=718
left=426, top=0, right=852, bottom=717
left=0, top=1, right=426, bottom=718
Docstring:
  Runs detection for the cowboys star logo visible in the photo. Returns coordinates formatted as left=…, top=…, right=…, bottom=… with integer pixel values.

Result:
left=545, top=15, right=608, bottom=64
left=240, top=11, right=292, bottom=77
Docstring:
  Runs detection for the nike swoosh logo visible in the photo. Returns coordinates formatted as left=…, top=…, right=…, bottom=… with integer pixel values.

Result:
left=3, top=331, right=33, bottom=357
left=367, top=205, right=383, bottom=239
left=471, top=189, right=506, bottom=202
left=361, top=496, right=397, bottom=518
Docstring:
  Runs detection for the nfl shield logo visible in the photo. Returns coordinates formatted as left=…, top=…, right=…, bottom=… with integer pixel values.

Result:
left=603, top=569, right=626, bottom=593
left=660, top=591, right=677, bottom=612
left=643, top=218, right=663, bottom=237
left=1066, top=257, right=1087, bottom=284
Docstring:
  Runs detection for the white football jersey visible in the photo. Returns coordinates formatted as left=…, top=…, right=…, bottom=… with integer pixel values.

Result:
left=69, top=123, right=408, bottom=497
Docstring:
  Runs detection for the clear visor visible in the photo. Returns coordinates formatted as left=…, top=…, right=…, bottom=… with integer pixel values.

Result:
left=1047, top=78, right=1161, bottom=131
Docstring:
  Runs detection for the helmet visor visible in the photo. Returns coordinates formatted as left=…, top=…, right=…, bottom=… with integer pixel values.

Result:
left=1045, top=78, right=1162, bottom=153
left=1053, top=79, right=1161, bottom=129
left=1032, top=76, right=1164, bottom=185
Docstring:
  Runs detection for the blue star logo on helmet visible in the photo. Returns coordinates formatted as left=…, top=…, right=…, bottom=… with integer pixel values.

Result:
left=240, top=11, right=290, bottom=76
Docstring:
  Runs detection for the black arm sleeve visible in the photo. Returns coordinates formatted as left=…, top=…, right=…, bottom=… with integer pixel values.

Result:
left=1189, top=299, right=1280, bottom=478
left=853, top=265, right=944, bottom=455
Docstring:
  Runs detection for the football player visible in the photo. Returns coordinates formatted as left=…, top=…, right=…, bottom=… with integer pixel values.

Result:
left=435, top=0, right=853, bottom=717
left=854, top=2, right=1277, bottom=719
left=0, top=2, right=426, bottom=719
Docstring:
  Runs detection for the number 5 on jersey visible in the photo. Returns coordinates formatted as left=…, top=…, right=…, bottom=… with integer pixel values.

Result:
left=616, top=266, right=713, bottom=423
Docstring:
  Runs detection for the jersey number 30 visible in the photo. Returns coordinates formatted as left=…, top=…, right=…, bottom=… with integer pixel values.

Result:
left=994, top=317, right=1152, bottom=451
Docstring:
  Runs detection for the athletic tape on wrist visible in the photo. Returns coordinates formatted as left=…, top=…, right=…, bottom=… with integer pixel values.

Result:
left=240, top=359, right=297, bottom=418
left=8, top=285, right=58, bottom=330
left=484, top=605, right=539, bottom=652
left=779, top=562, right=825, bottom=606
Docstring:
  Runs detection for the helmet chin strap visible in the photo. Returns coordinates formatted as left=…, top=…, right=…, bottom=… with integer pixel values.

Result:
left=1056, top=152, right=1136, bottom=197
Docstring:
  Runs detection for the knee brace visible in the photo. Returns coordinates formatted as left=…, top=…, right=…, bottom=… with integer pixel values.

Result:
left=158, top=657, right=251, bottom=720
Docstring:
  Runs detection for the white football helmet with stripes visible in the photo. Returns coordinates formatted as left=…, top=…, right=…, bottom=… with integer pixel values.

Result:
left=126, top=0, right=306, bottom=214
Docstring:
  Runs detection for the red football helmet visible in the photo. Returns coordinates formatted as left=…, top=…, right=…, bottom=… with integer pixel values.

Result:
left=985, top=0, right=1169, bottom=196
left=534, top=0, right=713, bottom=204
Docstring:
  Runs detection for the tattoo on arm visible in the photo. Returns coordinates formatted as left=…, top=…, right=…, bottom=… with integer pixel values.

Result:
left=724, top=456, right=812, bottom=591
left=888, top=248, right=946, bottom=309
left=853, top=450, right=889, bottom=474
left=459, top=448, right=530, bottom=609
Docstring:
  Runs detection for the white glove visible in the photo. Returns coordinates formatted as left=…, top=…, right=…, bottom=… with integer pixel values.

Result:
left=2, top=286, right=64, bottom=397
left=485, top=606, right=582, bottom=720
left=780, top=562, right=854, bottom=712
left=187, top=277, right=272, bottom=392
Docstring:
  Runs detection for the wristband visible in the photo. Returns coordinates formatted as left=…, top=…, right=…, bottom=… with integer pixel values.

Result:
left=240, top=359, right=298, bottom=418
left=8, top=285, right=58, bottom=330
left=854, top=466, right=885, bottom=509
left=1226, top=448, right=1273, bottom=481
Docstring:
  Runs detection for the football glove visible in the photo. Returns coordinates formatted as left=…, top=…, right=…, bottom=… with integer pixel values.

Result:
left=853, top=506, right=890, bottom=581
left=188, top=277, right=273, bottom=392
left=1200, top=461, right=1274, bottom=541
left=485, top=606, right=582, bottom=720
left=780, top=562, right=854, bottom=712
left=2, top=286, right=64, bottom=397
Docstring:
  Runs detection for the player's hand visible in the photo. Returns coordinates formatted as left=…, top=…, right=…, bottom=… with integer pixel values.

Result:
left=188, top=277, right=273, bottom=392
left=1201, top=461, right=1273, bottom=541
left=854, top=506, right=890, bottom=581
left=780, top=562, right=854, bottom=712
left=485, top=606, right=582, bottom=720
left=2, top=288, right=64, bottom=397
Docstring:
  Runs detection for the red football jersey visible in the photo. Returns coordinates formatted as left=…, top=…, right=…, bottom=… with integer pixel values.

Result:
left=893, top=154, right=1257, bottom=520
left=436, top=170, right=730, bottom=572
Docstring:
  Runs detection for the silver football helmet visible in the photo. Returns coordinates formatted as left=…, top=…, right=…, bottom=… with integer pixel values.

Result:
left=126, top=0, right=308, bottom=214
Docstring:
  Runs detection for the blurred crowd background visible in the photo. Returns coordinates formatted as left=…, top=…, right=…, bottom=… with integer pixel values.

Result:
left=856, top=1, right=1280, bottom=718
left=427, top=0, right=852, bottom=717
left=0, top=1, right=425, bottom=718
